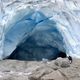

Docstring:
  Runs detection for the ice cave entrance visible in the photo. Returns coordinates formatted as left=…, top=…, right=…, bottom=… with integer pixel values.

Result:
left=4, top=10, right=66, bottom=61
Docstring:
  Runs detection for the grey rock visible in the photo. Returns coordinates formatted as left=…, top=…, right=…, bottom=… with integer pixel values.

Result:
left=0, top=58, right=79, bottom=80
left=54, top=58, right=70, bottom=68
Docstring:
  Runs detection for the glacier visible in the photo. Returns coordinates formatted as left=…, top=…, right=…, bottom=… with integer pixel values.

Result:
left=0, top=0, right=80, bottom=60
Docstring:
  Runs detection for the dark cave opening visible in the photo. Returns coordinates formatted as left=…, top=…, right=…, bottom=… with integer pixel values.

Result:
left=7, top=45, right=67, bottom=61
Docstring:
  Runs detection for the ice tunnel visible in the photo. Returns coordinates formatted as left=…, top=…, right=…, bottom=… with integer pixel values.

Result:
left=2, top=9, right=67, bottom=61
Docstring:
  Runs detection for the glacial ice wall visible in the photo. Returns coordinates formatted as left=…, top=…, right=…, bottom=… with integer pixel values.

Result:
left=0, top=0, right=80, bottom=60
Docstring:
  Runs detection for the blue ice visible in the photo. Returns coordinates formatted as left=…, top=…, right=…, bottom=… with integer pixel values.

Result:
left=3, top=11, right=65, bottom=60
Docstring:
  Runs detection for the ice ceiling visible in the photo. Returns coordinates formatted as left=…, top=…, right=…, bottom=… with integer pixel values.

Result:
left=0, top=0, right=80, bottom=60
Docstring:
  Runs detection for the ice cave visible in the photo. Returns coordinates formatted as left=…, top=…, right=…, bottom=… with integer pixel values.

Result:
left=4, top=10, right=66, bottom=60
left=0, top=0, right=80, bottom=60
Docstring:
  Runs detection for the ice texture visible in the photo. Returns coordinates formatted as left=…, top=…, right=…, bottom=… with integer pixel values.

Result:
left=0, top=0, right=80, bottom=60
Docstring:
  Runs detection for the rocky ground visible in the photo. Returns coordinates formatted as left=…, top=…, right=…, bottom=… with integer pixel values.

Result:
left=0, top=58, right=80, bottom=80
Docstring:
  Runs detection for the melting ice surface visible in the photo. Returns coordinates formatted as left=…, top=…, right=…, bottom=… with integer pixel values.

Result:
left=0, top=0, right=80, bottom=60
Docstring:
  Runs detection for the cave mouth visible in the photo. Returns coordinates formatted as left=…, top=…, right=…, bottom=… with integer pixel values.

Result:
left=7, top=35, right=67, bottom=61
left=7, top=46, right=66, bottom=61
left=4, top=11, right=66, bottom=61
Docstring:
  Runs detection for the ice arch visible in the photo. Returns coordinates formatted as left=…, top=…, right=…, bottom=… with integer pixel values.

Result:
left=3, top=10, right=66, bottom=60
